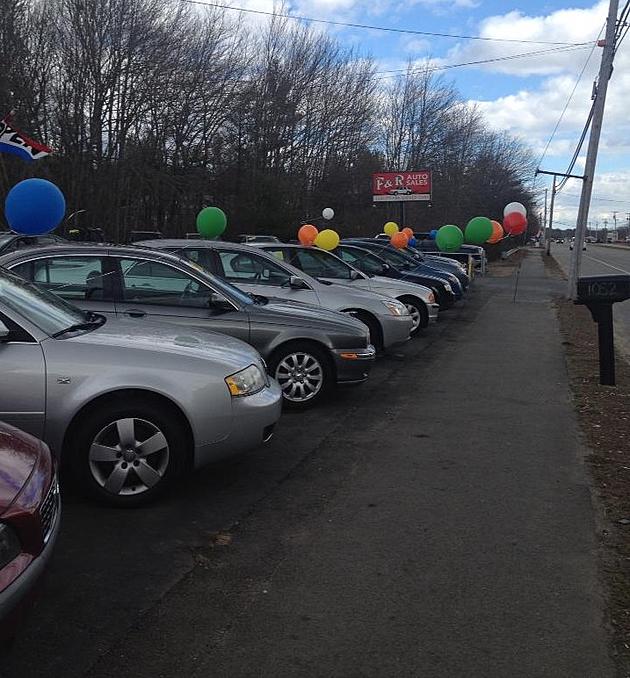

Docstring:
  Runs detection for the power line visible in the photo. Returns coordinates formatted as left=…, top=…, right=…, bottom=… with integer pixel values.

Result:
left=536, top=23, right=604, bottom=171
left=559, top=192, right=630, bottom=205
left=375, top=44, right=592, bottom=79
left=555, top=102, right=595, bottom=192
left=177, top=0, right=597, bottom=46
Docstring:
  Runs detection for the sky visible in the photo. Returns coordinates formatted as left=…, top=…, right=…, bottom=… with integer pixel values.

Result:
left=236, top=0, right=629, bottom=231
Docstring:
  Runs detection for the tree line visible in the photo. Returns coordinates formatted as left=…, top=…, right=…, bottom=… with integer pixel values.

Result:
left=1, top=0, right=539, bottom=241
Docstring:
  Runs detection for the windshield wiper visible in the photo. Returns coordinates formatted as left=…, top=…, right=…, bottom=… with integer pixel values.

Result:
left=52, top=314, right=106, bottom=338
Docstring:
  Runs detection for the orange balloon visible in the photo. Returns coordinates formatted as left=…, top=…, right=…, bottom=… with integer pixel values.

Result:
left=298, top=224, right=318, bottom=246
left=391, top=232, right=409, bottom=249
left=487, top=220, right=504, bottom=244
left=402, top=227, right=414, bottom=239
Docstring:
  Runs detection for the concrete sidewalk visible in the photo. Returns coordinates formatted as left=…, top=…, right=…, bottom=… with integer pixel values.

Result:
left=87, top=252, right=613, bottom=678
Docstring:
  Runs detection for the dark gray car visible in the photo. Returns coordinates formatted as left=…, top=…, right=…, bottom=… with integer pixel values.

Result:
left=0, top=244, right=375, bottom=409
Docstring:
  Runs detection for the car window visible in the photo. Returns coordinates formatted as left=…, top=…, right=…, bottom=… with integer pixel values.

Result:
left=290, top=249, right=352, bottom=280
left=263, top=248, right=285, bottom=261
left=118, top=258, right=214, bottom=308
left=170, top=247, right=215, bottom=273
left=218, top=251, right=290, bottom=287
left=11, top=256, right=113, bottom=302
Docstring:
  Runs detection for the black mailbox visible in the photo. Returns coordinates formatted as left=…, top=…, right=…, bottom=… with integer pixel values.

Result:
left=576, top=274, right=630, bottom=386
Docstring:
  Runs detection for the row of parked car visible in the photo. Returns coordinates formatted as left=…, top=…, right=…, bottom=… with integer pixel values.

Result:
left=0, top=229, right=484, bottom=641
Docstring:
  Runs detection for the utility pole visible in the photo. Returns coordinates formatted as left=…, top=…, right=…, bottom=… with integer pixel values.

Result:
left=536, top=170, right=583, bottom=253
left=613, top=210, right=618, bottom=240
left=568, top=0, right=620, bottom=298
left=547, top=177, right=557, bottom=256
left=543, top=188, right=548, bottom=249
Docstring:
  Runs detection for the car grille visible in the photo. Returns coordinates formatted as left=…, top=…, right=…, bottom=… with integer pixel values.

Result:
left=40, top=475, right=60, bottom=544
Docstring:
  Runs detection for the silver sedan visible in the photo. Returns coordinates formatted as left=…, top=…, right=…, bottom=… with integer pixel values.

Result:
left=139, top=239, right=414, bottom=351
left=0, top=267, right=282, bottom=507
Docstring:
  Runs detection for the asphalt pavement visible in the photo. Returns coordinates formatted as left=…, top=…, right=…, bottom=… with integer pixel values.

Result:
left=553, top=243, right=630, bottom=355
left=1, top=253, right=614, bottom=678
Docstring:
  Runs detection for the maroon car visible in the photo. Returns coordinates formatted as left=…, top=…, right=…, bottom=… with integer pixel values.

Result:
left=0, top=422, right=60, bottom=643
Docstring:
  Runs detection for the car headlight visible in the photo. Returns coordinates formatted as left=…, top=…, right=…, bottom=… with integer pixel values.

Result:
left=0, top=523, right=21, bottom=569
left=444, top=282, right=453, bottom=293
left=225, top=364, right=266, bottom=397
left=381, top=300, right=408, bottom=316
left=428, top=292, right=436, bottom=304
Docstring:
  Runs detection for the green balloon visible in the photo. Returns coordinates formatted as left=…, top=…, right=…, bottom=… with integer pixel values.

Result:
left=436, top=225, right=464, bottom=252
left=196, top=207, right=227, bottom=239
left=465, top=216, right=493, bottom=245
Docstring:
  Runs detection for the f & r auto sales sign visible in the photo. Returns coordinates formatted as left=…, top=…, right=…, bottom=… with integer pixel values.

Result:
left=372, top=170, right=432, bottom=202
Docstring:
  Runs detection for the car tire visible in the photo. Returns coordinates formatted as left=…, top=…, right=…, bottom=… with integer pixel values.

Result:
left=268, top=342, right=333, bottom=410
left=345, top=311, right=384, bottom=353
left=69, top=398, right=188, bottom=507
left=398, top=296, right=427, bottom=335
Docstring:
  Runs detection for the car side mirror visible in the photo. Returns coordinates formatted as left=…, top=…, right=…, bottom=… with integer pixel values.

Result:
left=0, top=320, right=10, bottom=341
left=350, top=269, right=361, bottom=280
left=289, top=275, right=308, bottom=290
left=381, top=264, right=391, bottom=273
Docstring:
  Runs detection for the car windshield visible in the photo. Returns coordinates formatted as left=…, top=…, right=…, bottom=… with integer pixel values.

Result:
left=289, top=248, right=354, bottom=280
left=0, top=266, right=88, bottom=335
left=365, top=245, right=414, bottom=269
left=337, top=248, right=386, bottom=276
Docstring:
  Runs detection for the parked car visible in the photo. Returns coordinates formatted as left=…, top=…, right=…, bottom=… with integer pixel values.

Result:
left=0, top=265, right=282, bottom=505
left=0, top=244, right=375, bottom=409
left=0, top=423, right=60, bottom=644
left=251, top=243, right=438, bottom=336
left=0, top=232, right=65, bottom=256
left=135, top=239, right=414, bottom=351
left=341, top=239, right=459, bottom=309
left=375, top=241, right=470, bottom=290
left=412, top=235, right=486, bottom=272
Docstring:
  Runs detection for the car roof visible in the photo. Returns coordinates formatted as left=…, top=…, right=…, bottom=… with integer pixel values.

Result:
left=0, top=241, right=193, bottom=267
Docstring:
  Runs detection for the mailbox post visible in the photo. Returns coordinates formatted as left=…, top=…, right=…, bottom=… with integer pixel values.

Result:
left=576, top=275, right=630, bottom=386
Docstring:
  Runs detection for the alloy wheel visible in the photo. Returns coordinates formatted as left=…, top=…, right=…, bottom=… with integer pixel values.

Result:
left=405, top=303, right=422, bottom=331
left=88, top=417, right=170, bottom=496
left=275, top=352, right=324, bottom=403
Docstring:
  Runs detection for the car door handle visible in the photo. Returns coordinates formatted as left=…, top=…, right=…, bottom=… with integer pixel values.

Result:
left=124, top=309, right=146, bottom=318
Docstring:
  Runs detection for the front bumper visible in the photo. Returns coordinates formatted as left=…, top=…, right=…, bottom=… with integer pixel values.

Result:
left=332, top=345, right=376, bottom=384
left=379, top=313, right=414, bottom=348
left=193, top=380, right=283, bottom=467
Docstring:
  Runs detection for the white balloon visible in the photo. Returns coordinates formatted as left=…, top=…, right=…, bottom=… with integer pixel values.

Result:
left=504, top=202, right=526, bottom=218
left=322, top=207, right=334, bottom=220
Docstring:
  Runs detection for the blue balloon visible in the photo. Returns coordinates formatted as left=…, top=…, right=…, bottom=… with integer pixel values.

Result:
left=408, top=237, right=417, bottom=247
left=5, top=179, right=66, bottom=235
left=429, top=229, right=438, bottom=240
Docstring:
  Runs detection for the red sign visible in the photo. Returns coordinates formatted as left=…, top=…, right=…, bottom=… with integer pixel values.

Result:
left=372, top=170, right=432, bottom=202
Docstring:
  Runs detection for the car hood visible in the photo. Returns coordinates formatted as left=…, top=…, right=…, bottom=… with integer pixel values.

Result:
left=0, top=423, right=45, bottom=514
left=319, top=276, right=433, bottom=301
left=248, top=297, right=367, bottom=336
left=63, top=317, right=262, bottom=372
left=359, top=276, right=432, bottom=301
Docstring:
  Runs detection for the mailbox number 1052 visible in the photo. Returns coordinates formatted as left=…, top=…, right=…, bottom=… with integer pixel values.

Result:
left=587, top=282, right=617, bottom=297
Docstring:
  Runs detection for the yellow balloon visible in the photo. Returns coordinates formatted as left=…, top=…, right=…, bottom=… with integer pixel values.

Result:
left=314, top=229, right=340, bottom=251
left=384, top=221, right=399, bottom=236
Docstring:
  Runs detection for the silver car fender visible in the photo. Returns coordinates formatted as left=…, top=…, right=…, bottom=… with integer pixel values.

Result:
left=40, top=339, right=235, bottom=455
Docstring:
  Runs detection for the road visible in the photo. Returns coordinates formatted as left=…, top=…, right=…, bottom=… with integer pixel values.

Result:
left=552, top=243, right=630, bottom=355
left=1, top=256, right=613, bottom=678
